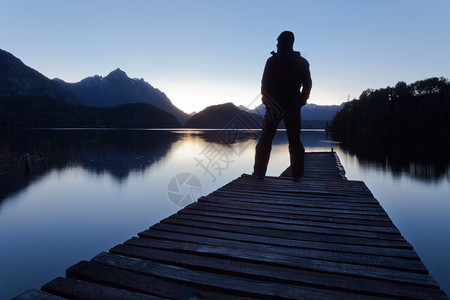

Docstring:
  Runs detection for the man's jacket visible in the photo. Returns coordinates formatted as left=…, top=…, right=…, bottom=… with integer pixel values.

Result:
left=261, top=50, right=312, bottom=110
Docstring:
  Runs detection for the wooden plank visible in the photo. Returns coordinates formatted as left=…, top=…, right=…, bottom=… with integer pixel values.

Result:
left=223, top=179, right=369, bottom=190
left=142, top=226, right=420, bottom=259
left=11, top=289, right=64, bottom=300
left=241, top=174, right=352, bottom=184
left=126, top=235, right=426, bottom=273
left=210, top=191, right=381, bottom=207
left=147, top=222, right=414, bottom=257
left=215, top=182, right=373, bottom=196
left=199, top=196, right=394, bottom=222
left=206, top=193, right=380, bottom=209
left=114, top=238, right=430, bottom=282
left=66, top=261, right=249, bottom=299
left=213, top=188, right=374, bottom=201
left=41, top=277, right=165, bottom=300
left=211, top=191, right=377, bottom=206
left=239, top=174, right=361, bottom=183
left=215, top=190, right=379, bottom=205
left=103, top=247, right=446, bottom=299
left=188, top=201, right=395, bottom=227
left=224, top=180, right=373, bottom=195
left=170, top=211, right=404, bottom=241
left=217, top=186, right=375, bottom=201
left=159, top=215, right=412, bottom=248
left=179, top=206, right=400, bottom=234
left=259, top=180, right=367, bottom=189
left=201, top=195, right=390, bottom=217
left=91, top=252, right=388, bottom=300
left=184, top=202, right=397, bottom=229
left=244, top=172, right=348, bottom=183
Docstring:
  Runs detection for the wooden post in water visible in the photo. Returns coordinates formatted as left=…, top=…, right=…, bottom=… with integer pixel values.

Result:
left=20, top=153, right=31, bottom=175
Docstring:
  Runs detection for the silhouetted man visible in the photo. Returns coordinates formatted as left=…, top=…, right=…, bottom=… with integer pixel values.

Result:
left=253, top=31, right=312, bottom=181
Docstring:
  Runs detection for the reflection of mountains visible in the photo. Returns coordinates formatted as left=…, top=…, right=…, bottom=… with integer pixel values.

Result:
left=0, top=130, right=180, bottom=204
left=185, top=129, right=333, bottom=149
left=72, top=131, right=180, bottom=179
left=336, top=134, right=450, bottom=181
left=185, top=130, right=260, bottom=145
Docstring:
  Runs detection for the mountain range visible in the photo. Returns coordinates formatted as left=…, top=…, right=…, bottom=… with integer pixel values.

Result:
left=0, top=48, right=188, bottom=124
left=1, top=48, right=340, bottom=129
left=0, top=49, right=79, bottom=105
left=53, top=69, right=189, bottom=123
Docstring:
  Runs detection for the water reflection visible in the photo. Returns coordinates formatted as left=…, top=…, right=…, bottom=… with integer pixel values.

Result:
left=334, top=133, right=450, bottom=181
left=2, top=129, right=447, bottom=208
left=0, top=129, right=449, bottom=298
left=0, top=129, right=181, bottom=204
left=0, top=129, right=343, bottom=208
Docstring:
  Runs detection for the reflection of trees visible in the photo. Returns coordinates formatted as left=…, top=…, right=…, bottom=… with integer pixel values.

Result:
left=0, top=130, right=180, bottom=204
left=327, top=77, right=450, bottom=181
left=335, top=133, right=450, bottom=181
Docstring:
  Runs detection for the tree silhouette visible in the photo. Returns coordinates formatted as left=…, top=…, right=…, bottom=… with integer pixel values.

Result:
left=327, top=77, right=450, bottom=137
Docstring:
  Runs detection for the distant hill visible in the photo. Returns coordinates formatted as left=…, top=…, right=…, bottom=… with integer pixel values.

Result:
left=0, top=48, right=79, bottom=104
left=54, top=69, right=189, bottom=124
left=238, top=103, right=339, bottom=129
left=239, top=103, right=342, bottom=121
left=185, top=102, right=262, bottom=129
left=0, top=95, right=181, bottom=128
left=301, top=103, right=343, bottom=120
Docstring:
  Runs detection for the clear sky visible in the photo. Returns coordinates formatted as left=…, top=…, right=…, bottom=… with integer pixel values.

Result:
left=1, top=0, right=449, bottom=113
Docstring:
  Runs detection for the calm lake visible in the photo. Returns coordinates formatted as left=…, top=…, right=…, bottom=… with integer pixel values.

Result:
left=0, top=128, right=449, bottom=298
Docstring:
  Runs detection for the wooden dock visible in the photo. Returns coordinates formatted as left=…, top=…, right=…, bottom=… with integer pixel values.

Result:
left=15, top=152, right=448, bottom=299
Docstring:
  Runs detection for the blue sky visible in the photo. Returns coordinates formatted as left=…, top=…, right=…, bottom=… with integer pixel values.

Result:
left=1, top=0, right=449, bottom=113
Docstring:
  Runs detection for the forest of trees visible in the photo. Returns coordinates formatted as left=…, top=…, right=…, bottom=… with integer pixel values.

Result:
left=327, top=77, right=450, bottom=137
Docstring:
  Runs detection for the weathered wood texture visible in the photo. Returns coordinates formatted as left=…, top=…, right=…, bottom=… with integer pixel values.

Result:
left=12, top=289, right=65, bottom=300
left=25, top=152, right=450, bottom=299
